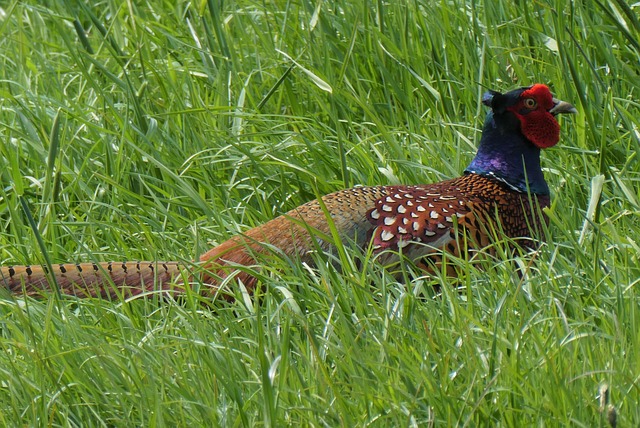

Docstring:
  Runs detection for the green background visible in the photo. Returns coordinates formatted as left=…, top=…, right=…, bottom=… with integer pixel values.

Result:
left=0, top=1, right=637, bottom=426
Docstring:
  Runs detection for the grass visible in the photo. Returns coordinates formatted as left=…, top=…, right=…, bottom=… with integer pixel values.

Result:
left=0, top=0, right=638, bottom=426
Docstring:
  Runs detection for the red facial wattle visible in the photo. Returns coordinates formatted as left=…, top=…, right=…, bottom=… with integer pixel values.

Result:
left=507, top=84, right=561, bottom=149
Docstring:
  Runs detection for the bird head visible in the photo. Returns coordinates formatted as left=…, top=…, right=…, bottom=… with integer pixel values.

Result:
left=482, top=84, right=577, bottom=149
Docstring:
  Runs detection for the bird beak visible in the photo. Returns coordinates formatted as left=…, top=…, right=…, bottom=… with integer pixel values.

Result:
left=549, top=98, right=578, bottom=115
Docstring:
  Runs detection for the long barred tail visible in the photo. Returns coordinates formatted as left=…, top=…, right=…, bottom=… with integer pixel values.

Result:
left=0, top=261, right=185, bottom=299
left=0, top=187, right=383, bottom=300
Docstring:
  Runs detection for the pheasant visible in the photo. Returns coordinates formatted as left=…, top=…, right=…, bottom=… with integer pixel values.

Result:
left=0, top=84, right=576, bottom=300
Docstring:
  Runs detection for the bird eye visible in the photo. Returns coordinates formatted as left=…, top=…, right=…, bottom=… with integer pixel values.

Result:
left=523, top=98, right=537, bottom=109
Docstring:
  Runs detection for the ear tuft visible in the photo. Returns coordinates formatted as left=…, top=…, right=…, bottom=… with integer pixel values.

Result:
left=482, top=90, right=497, bottom=107
left=482, top=90, right=506, bottom=113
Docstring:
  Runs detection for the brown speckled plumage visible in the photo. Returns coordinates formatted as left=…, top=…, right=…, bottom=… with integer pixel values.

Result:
left=197, top=173, right=550, bottom=296
left=0, top=84, right=576, bottom=300
left=367, top=174, right=549, bottom=259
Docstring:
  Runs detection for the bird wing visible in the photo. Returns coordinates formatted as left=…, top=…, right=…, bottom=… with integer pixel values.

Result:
left=366, top=183, right=478, bottom=253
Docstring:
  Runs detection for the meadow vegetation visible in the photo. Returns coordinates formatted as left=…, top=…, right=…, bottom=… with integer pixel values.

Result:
left=0, top=0, right=638, bottom=425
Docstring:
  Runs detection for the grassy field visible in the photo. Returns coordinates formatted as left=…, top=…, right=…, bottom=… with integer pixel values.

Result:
left=0, top=0, right=638, bottom=426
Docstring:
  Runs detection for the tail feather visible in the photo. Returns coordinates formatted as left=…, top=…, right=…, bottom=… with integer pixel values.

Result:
left=1, top=187, right=386, bottom=300
left=1, top=262, right=184, bottom=299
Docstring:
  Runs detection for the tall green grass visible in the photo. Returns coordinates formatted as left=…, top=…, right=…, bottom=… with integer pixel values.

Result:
left=0, top=0, right=638, bottom=425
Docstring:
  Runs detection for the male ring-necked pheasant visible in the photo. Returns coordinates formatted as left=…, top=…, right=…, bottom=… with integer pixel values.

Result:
left=1, top=84, right=576, bottom=299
